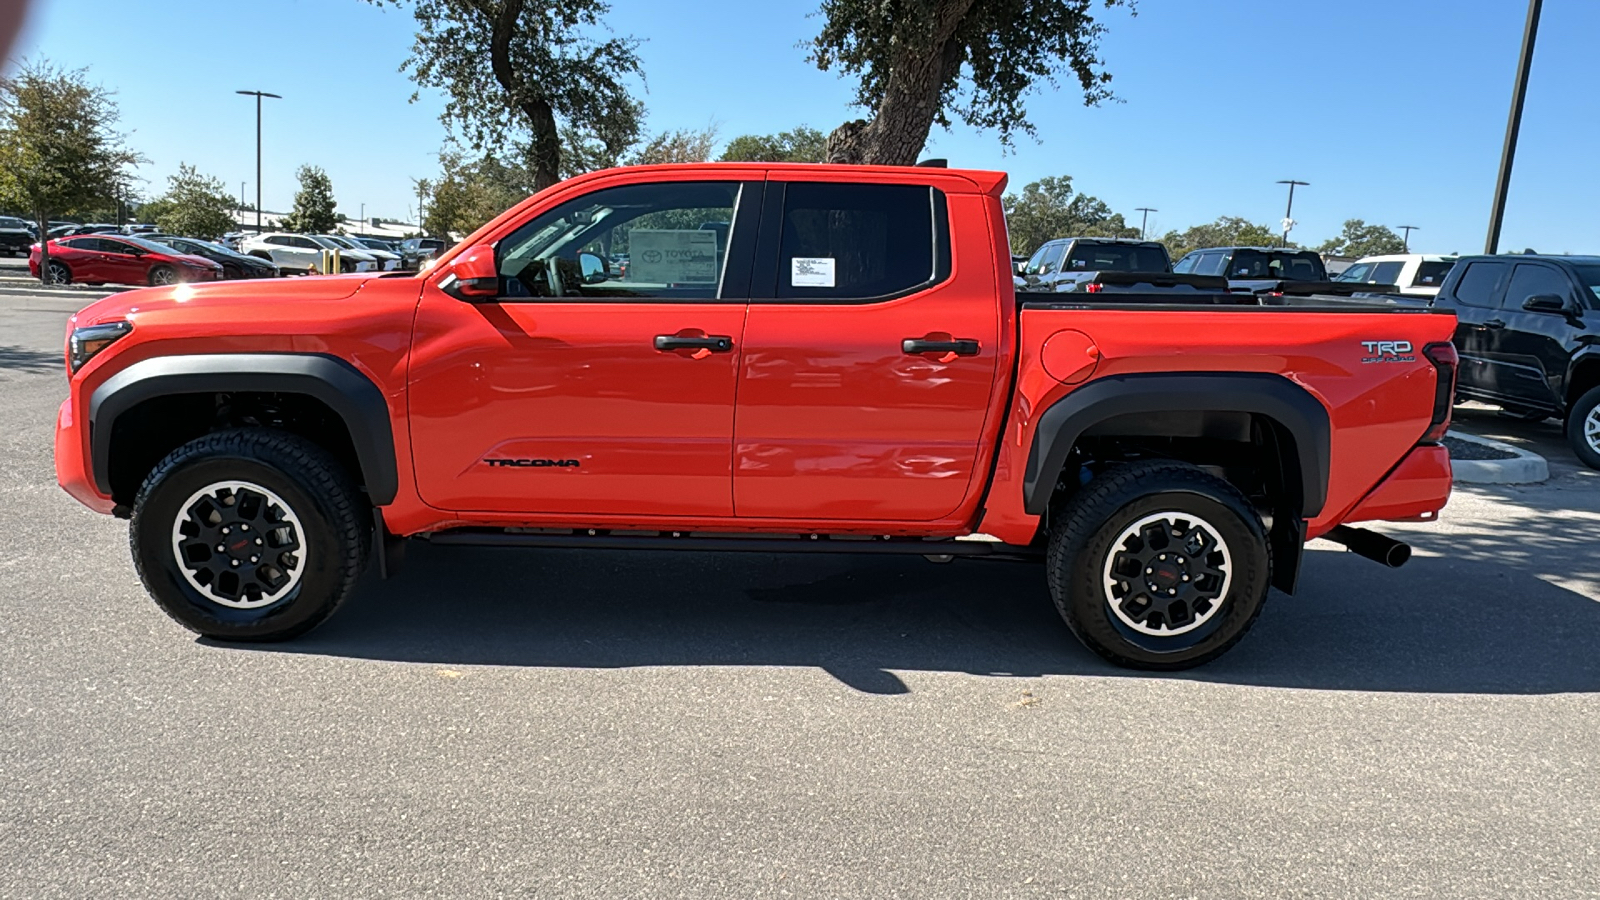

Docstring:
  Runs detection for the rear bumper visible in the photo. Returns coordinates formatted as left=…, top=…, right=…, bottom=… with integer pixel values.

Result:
left=55, top=398, right=115, bottom=515
left=1343, top=443, right=1452, bottom=524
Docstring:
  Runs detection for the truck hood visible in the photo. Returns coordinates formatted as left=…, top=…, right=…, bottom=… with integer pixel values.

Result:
left=71, top=273, right=387, bottom=327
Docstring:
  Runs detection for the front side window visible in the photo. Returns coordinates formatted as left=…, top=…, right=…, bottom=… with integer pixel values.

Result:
left=1504, top=264, right=1572, bottom=309
left=1195, top=252, right=1227, bottom=276
left=1336, top=262, right=1375, bottom=282
left=774, top=182, right=946, bottom=301
left=1172, top=254, right=1197, bottom=274
left=1024, top=242, right=1056, bottom=276
left=1036, top=242, right=1066, bottom=277
left=1370, top=261, right=1405, bottom=285
left=498, top=181, right=740, bottom=301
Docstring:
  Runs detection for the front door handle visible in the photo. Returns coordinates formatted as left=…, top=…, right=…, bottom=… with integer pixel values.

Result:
left=1483, top=319, right=1506, bottom=330
left=903, top=337, right=981, bottom=356
left=654, top=334, right=733, bottom=352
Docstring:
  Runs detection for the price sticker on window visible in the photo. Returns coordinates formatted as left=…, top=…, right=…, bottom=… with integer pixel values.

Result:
left=791, top=257, right=836, bottom=288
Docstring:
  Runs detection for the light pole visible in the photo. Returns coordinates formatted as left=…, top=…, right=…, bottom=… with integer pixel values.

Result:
left=1135, top=207, right=1157, bottom=240
left=1398, top=225, right=1419, bottom=252
left=1486, top=0, right=1542, bottom=254
left=239, top=181, right=246, bottom=212
left=1276, top=180, right=1309, bottom=247
left=359, top=203, right=366, bottom=235
left=236, top=90, right=282, bottom=233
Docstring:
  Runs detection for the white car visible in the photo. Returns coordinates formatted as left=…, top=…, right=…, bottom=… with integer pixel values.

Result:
left=322, top=234, right=401, bottom=271
left=239, top=232, right=379, bottom=275
left=1335, top=254, right=1458, bottom=298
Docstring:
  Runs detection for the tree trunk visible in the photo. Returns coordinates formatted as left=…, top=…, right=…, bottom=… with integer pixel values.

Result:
left=825, top=0, right=977, bottom=165
left=489, top=0, right=561, bottom=191
left=34, top=208, right=50, bottom=285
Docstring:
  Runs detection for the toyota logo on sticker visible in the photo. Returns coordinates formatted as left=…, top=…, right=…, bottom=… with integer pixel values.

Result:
left=641, top=250, right=663, bottom=264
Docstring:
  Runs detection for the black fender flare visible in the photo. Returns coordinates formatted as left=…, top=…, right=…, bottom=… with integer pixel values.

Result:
left=1022, top=372, right=1331, bottom=518
left=88, top=353, right=399, bottom=504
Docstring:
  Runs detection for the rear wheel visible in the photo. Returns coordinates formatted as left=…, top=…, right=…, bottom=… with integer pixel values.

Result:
left=1046, top=461, right=1271, bottom=670
left=1567, top=386, right=1600, bottom=470
left=130, top=429, right=368, bottom=641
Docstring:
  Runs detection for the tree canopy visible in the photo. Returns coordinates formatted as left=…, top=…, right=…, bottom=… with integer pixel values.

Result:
left=148, top=163, right=237, bottom=239
left=1158, top=217, right=1286, bottom=262
left=809, top=0, right=1131, bottom=164
left=628, top=124, right=720, bottom=166
left=719, top=126, right=827, bottom=163
left=417, top=150, right=534, bottom=237
left=1316, top=219, right=1407, bottom=258
left=1002, top=175, right=1136, bottom=255
left=374, top=0, right=644, bottom=191
left=0, top=60, right=141, bottom=281
left=280, top=165, right=339, bottom=234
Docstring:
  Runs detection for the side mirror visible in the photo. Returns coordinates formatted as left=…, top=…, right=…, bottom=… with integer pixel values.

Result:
left=578, top=251, right=609, bottom=284
left=1014, top=261, right=1027, bottom=277
left=1522, top=293, right=1573, bottom=315
left=438, top=244, right=499, bottom=301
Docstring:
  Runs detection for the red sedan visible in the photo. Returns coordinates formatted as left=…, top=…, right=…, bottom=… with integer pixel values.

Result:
left=29, top=234, right=223, bottom=287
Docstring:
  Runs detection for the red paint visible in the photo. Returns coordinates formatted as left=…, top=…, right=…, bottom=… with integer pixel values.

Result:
left=54, top=162, right=1456, bottom=558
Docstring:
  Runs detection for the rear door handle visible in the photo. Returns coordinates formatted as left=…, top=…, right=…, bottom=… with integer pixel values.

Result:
left=654, top=334, right=733, bottom=352
left=903, top=338, right=981, bottom=356
left=1483, top=319, right=1506, bottom=329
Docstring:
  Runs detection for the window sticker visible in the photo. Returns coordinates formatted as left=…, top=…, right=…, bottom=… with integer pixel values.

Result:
left=791, top=256, right=836, bottom=288
left=628, top=229, right=719, bottom=284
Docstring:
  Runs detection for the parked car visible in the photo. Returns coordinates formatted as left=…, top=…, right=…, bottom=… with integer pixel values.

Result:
left=399, top=236, right=447, bottom=270
left=307, top=236, right=380, bottom=272
left=29, top=234, right=223, bottom=286
left=351, top=237, right=399, bottom=256
left=121, top=223, right=158, bottom=235
left=1174, top=246, right=1397, bottom=296
left=238, top=232, right=375, bottom=275
left=0, top=215, right=34, bottom=256
left=321, top=234, right=401, bottom=270
left=1017, top=237, right=1226, bottom=293
left=53, top=223, right=119, bottom=238
left=1431, top=253, right=1600, bottom=467
left=56, top=162, right=1458, bottom=671
left=1335, top=254, right=1458, bottom=298
left=144, top=235, right=281, bottom=280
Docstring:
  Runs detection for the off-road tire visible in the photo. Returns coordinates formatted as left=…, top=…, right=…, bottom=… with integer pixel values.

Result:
left=1046, top=460, right=1272, bottom=670
left=131, top=429, right=368, bottom=641
left=1567, top=386, right=1600, bottom=470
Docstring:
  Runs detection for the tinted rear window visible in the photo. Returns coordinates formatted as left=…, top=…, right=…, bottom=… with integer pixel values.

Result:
left=1452, top=262, right=1508, bottom=308
left=1413, top=260, right=1456, bottom=287
left=1062, top=243, right=1169, bottom=273
left=1228, top=250, right=1325, bottom=281
left=775, top=182, right=946, bottom=300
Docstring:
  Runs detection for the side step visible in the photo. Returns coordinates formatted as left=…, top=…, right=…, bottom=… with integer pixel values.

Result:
left=421, top=528, right=1041, bottom=560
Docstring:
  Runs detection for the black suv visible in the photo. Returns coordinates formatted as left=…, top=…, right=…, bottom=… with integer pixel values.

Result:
left=399, top=237, right=447, bottom=270
left=1432, top=254, right=1600, bottom=467
left=1016, top=238, right=1225, bottom=293
left=1174, top=246, right=1394, bottom=297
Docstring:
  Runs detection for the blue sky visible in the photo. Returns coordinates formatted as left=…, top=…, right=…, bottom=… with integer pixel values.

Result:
left=11, top=0, right=1598, bottom=253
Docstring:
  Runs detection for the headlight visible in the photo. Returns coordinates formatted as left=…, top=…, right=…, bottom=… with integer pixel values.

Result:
left=68, top=321, right=133, bottom=373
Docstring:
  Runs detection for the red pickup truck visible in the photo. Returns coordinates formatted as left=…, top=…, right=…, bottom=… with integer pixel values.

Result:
left=54, top=163, right=1458, bottom=669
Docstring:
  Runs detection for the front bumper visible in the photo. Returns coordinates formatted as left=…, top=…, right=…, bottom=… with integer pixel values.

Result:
left=56, top=398, right=115, bottom=515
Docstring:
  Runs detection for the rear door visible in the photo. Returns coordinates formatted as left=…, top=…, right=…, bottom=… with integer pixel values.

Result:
left=408, top=177, right=760, bottom=517
left=1446, top=260, right=1511, bottom=396
left=733, top=178, right=1000, bottom=521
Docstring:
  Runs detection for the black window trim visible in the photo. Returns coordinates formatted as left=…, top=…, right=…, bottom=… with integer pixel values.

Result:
left=750, top=180, right=953, bottom=305
left=487, top=178, right=761, bottom=305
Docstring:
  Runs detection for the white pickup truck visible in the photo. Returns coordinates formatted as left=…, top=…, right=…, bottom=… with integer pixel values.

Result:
left=1335, top=254, right=1458, bottom=298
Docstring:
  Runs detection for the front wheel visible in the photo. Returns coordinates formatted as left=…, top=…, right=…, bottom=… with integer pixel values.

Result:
left=130, top=429, right=369, bottom=641
left=148, top=264, right=180, bottom=286
left=1046, top=461, right=1271, bottom=670
left=44, top=260, right=71, bottom=284
left=1567, top=386, right=1600, bottom=470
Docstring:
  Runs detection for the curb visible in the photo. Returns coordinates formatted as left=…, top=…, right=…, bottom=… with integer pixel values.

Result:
left=1447, top=430, right=1549, bottom=484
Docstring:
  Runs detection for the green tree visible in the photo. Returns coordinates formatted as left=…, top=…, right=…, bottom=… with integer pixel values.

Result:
left=1002, top=175, right=1136, bottom=255
left=280, top=165, right=339, bottom=233
left=149, top=163, right=237, bottom=239
left=809, top=0, right=1131, bottom=164
left=628, top=124, right=720, bottom=166
left=1316, top=218, right=1406, bottom=258
left=420, top=150, right=534, bottom=237
left=1159, top=217, right=1286, bottom=262
left=373, top=0, right=644, bottom=191
left=719, top=126, right=827, bottom=163
left=0, top=61, right=141, bottom=282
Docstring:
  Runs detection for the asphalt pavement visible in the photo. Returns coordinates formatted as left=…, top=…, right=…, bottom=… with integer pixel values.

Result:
left=2, top=282, right=1598, bottom=898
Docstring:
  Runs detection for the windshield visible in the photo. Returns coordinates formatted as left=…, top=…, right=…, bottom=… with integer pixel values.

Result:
left=0, top=217, right=30, bottom=230
left=1571, top=264, right=1600, bottom=306
left=118, top=235, right=191, bottom=255
left=318, top=235, right=357, bottom=250
left=1228, top=250, right=1325, bottom=281
left=1061, top=242, right=1170, bottom=273
left=358, top=239, right=394, bottom=252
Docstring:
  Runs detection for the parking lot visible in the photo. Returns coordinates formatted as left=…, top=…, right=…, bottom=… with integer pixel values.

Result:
left=2, top=275, right=1598, bottom=897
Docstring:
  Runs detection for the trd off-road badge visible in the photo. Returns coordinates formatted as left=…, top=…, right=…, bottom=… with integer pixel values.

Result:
left=1360, top=340, right=1416, bottom=364
left=485, top=458, right=581, bottom=468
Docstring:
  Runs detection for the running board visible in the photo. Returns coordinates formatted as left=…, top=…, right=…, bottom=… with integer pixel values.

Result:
left=422, top=528, right=1040, bottom=559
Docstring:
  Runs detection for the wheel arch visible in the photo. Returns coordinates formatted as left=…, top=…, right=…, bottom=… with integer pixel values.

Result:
left=89, top=354, right=398, bottom=507
left=1567, top=351, right=1600, bottom=409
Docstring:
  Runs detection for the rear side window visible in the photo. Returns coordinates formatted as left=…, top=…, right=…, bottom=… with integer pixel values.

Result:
left=1413, top=260, right=1456, bottom=287
left=775, top=182, right=947, bottom=301
left=1452, top=262, right=1508, bottom=308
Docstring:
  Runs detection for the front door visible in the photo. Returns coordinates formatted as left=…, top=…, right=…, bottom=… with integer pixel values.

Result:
left=408, top=178, right=760, bottom=517
left=733, top=179, right=1000, bottom=521
left=1491, top=261, right=1579, bottom=409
